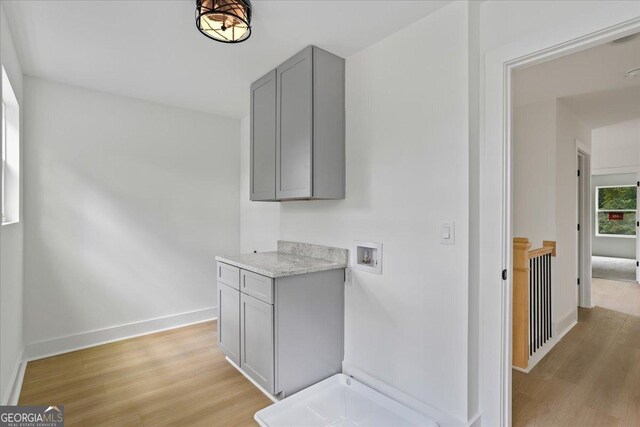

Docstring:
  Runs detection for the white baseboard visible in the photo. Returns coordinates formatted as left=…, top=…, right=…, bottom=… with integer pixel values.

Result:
left=467, top=413, right=481, bottom=427
left=2, top=347, right=24, bottom=405
left=8, top=361, right=26, bottom=405
left=341, top=362, right=465, bottom=427
left=513, top=338, right=557, bottom=374
left=225, top=356, right=279, bottom=403
left=513, top=317, right=578, bottom=373
left=557, top=319, right=578, bottom=340
left=554, top=311, right=577, bottom=338
left=23, top=307, right=217, bottom=362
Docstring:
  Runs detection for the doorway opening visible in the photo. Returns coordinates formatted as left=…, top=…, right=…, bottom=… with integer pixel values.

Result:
left=591, top=178, right=640, bottom=316
left=508, top=25, right=640, bottom=427
left=577, top=147, right=592, bottom=308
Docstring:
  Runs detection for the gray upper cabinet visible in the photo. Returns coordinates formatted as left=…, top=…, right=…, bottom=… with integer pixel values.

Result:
left=250, top=70, right=277, bottom=201
left=250, top=46, right=345, bottom=201
left=276, top=47, right=313, bottom=199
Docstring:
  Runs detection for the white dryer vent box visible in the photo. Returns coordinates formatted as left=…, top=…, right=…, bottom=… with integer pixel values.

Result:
left=353, top=241, right=382, bottom=275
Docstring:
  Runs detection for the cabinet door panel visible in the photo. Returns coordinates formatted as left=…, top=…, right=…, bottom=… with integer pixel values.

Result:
left=217, top=282, right=240, bottom=365
left=250, top=70, right=277, bottom=201
left=240, top=293, right=274, bottom=393
left=276, top=47, right=313, bottom=199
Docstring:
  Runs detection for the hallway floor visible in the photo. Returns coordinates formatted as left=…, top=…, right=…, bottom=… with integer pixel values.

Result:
left=513, top=307, right=640, bottom=426
left=593, top=277, right=640, bottom=317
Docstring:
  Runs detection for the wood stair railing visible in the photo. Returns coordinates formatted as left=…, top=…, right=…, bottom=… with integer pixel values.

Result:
left=513, top=237, right=556, bottom=370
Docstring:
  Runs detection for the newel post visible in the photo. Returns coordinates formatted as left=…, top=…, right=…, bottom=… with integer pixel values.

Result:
left=513, top=237, right=531, bottom=369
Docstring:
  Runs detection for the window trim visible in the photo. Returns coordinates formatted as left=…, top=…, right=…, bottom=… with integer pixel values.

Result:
left=1, top=66, right=20, bottom=226
left=2, top=98, right=6, bottom=224
left=595, top=184, right=637, bottom=239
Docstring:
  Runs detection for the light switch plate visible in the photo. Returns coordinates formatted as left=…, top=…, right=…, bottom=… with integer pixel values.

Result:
left=441, top=221, right=455, bottom=245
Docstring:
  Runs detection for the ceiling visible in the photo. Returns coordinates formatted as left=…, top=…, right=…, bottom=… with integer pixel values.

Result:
left=2, top=0, right=452, bottom=119
left=563, top=87, right=640, bottom=129
left=513, top=34, right=640, bottom=129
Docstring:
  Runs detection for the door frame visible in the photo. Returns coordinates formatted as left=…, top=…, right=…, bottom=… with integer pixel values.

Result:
left=479, top=6, right=640, bottom=426
left=576, top=142, right=592, bottom=308
left=637, top=173, right=640, bottom=283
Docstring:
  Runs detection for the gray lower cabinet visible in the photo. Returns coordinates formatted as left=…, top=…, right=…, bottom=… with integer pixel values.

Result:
left=217, top=263, right=240, bottom=289
left=217, top=282, right=240, bottom=365
left=250, top=45, right=345, bottom=201
left=240, top=269, right=273, bottom=303
left=216, top=261, right=344, bottom=397
left=240, top=293, right=275, bottom=393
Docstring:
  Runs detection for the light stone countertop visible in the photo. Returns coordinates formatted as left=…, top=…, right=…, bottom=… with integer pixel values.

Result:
left=215, top=241, right=348, bottom=278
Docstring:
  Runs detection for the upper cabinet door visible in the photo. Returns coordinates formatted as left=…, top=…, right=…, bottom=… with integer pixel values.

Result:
left=250, top=70, right=277, bottom=201
left=276, top=47, right=313, bottom=199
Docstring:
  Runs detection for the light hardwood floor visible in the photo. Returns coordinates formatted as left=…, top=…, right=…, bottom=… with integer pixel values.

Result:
left=513, top=307, right=640, bottom=426
left=593, top=278, right=640, bottom=317
left=19, top=321, right=272, bottom=426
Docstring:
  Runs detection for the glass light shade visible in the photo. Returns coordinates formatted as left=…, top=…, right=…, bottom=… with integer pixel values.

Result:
left=196, top=0, right=252, bottom=43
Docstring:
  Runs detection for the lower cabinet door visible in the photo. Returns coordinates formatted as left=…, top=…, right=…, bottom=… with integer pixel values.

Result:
left=218, top=282, right=240, bottom=365
left=240, top=292, right=275, bottom=393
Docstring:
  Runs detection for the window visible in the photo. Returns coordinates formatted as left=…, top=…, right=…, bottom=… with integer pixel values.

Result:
left=1, top=66, right=19, bottom=225
left=595, top=185, right=637, bottom=237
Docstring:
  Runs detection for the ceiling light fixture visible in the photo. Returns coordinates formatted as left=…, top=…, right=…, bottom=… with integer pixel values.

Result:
left=196, top=0, right=252, bottom=43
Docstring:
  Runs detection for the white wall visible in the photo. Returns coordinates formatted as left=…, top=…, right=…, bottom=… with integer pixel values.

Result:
left=591, top=119, right=640, bottom=173
left=23, top=77, right=240, bottom=348
left=512, top=97, right=591, bottom=336
left=0, top=3, right=25, bottom=404
left=513, top=99, right=557, bottom=246
left=241, top=2, right=471, bottom=420
left=555, top=99, right=591, bottom=330
left=466, top=0, right=481, bottom=420
left=479, top=0, right=636, bottom=53
left=239, top=116, right=279, bottom=253
left=591, top=173, right=637, bottom=259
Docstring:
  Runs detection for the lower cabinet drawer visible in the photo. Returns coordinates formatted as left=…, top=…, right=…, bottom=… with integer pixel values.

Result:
left=217, top=282, right=240, bottom=365
left=241, top=270, right=274, bottom=304
left=240, top=292, right=275, bottom=394
left=218, top=262, right=240, bottom=289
